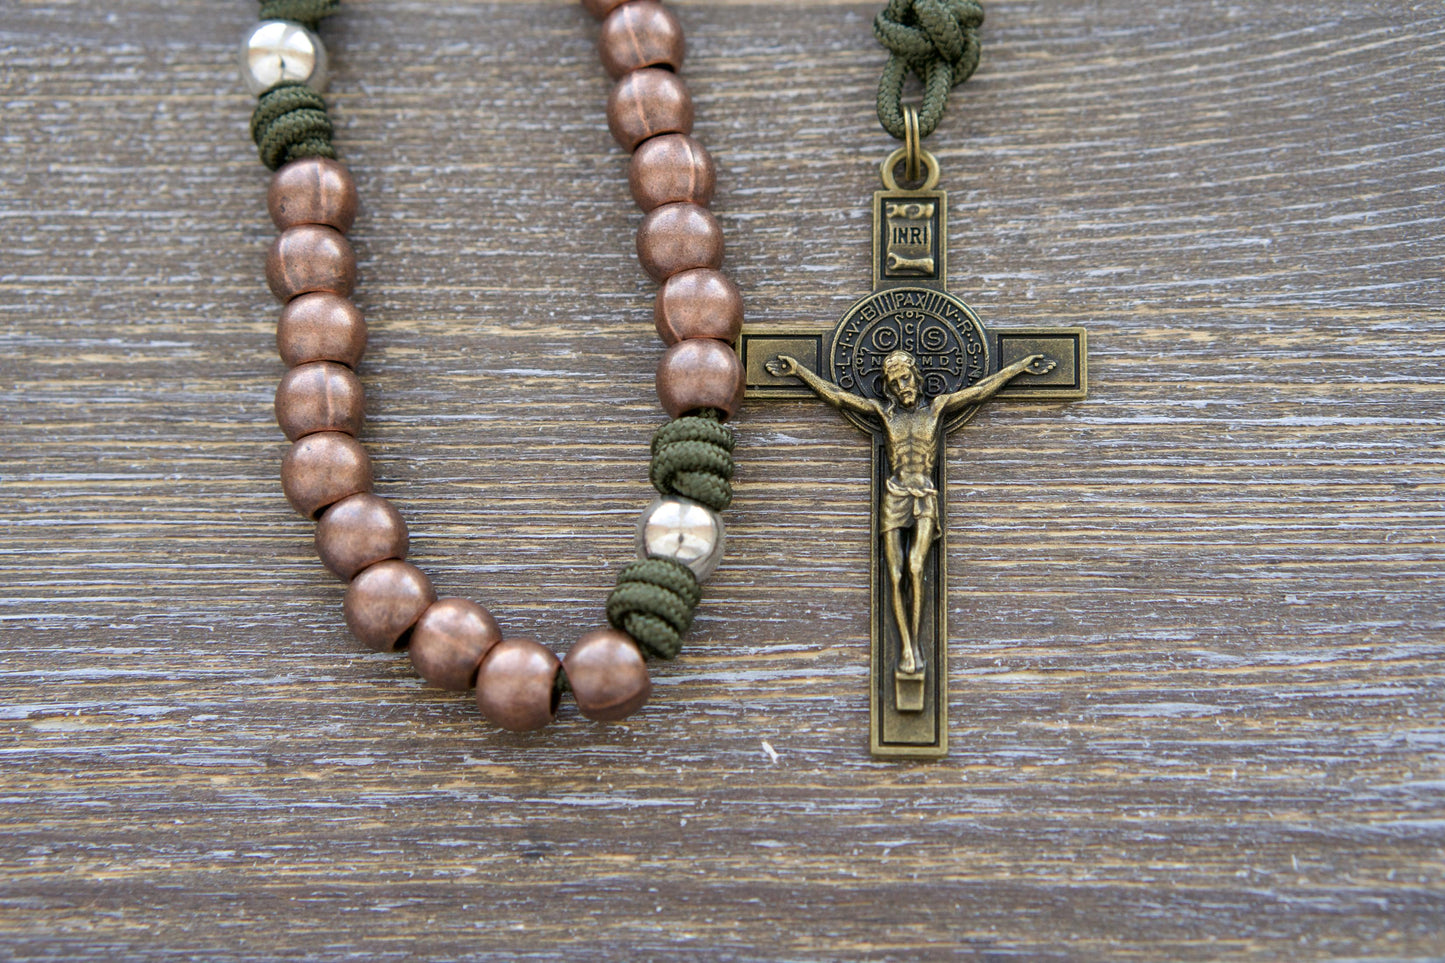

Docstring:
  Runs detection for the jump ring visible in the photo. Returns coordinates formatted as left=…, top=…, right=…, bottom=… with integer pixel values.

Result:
left=880, top=147, right=940, bottom=191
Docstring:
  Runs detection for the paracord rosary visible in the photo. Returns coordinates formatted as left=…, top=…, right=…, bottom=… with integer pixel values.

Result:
left=241, top=0, right=1083, bottom=755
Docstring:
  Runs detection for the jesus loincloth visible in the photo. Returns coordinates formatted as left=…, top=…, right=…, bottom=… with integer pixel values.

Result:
left=881, top=477, right=941, bottom=539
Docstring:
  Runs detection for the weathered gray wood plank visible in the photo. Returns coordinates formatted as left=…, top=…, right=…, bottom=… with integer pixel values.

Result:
left=0, top=0, right=1442, bottom=959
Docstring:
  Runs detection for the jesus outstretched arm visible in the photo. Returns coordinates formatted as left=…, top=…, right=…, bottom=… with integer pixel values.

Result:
left=934, top=354, right=1057, bottom=416
left=765, top=355, right=883, bottom=421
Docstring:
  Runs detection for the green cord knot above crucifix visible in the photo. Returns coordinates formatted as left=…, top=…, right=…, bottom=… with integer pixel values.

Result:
left=740, top=169, right=1087, bottom=759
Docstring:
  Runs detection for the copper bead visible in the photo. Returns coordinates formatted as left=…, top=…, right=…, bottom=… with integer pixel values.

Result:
left=582, top=0, right=635, bottom=20
left=629, top=133, right=714, bottom=212
left=277, top=293, right=367, bottom=368
left=656, top=337, right=745, bottom=420
left=280, top=431, right=373, bottom=518
left=315, top=493, right=409, bottom=581
left=266, top=224, right=357, bottom=302
left=636, top=203, right=723, bottom=282
left=275, top=361, right=365, bottom=441
left=607, top=68, right=693, bottom=153
left=409, top=598, right=502, bottom=691
left=343, top=560, right=436, bottom=652
left=563, top=629, right=651, bottom=722
left=269, top=157, right=359, bottom=233
left=475, top=638, right=562, bottom=732
left=655, top=268, right=743, bottom=345
left=599, top=1, right=684, bottom=79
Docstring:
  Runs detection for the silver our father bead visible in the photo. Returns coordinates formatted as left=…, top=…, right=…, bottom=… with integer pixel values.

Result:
left=241, top=20, right=330, bottom=95
left=637, top=496, right=725, bottom=582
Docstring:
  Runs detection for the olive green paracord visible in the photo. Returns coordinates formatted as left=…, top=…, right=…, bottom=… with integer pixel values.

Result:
left=251, top=82, right=336, bottom=170
left=874, top=0, right=984, bottom=140
left=650, top=409, right=735, bottom=513
left=259, top=0, right=339, bottom=31
left=249, top=2, right=341, bottom=169
left=607, top=557, right=704, bottom=662
left=606, top=408, right=735, bottom=661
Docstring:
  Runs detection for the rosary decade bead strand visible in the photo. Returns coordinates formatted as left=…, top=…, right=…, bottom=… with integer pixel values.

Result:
left=242, top=5, right=564, bottom=726
left=280, top=430, right=372, bottom=519
left=344, top=560, right=437, bottom=652
left=243, top=0, right=749, bottom=733
left=656, top=340, right=745, bottom=420
left=636, top=202, right=724, bottom=283
left=654, top=268, right=742, bottom=345
left=244, top=2, right=669, bottom=733
left=584, top=0, right=744, bottom=670
left=607, top=68, right=694, bottom=152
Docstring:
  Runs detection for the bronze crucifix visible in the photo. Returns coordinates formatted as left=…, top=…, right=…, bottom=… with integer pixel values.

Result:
left=765, top=348, right=1056, bottom=678
left=740, top=158, right=1087, bottom=758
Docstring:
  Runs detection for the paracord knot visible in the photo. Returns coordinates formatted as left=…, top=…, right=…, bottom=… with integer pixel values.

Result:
left=650, top=409, right=736, bottom=512
left=606, top=558, right=702, bottom=661
left=251, top=82, right=336, bottom=170
left=874, top=0, right=984, bottom=139
left=259, top=0, right=340, bottom=31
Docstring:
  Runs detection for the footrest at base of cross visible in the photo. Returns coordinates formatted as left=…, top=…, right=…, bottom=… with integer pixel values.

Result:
left=894, top=670, right=926, bottom=713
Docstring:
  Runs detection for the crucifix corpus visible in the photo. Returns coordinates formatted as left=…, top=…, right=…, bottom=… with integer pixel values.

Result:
left=739, top=151, right=1087, bottom=758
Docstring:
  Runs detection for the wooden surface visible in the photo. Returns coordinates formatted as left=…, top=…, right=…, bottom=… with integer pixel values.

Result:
left=2, top=1, right=1442, bottom=959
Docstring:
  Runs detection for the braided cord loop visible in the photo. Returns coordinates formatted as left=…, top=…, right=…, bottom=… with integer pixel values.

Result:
left=606, top=558, right=703, bottom=661
left=874, top=0, right=984, bottom=139
left=259, top=0, right=339, bottom=31
left=251, top=82, right=336, bottom=170
left=650, top=408, right=736, bottom=512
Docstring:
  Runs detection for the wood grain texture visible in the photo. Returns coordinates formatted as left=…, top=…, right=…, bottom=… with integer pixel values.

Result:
left=1, top=0, right=1442, bottom=959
